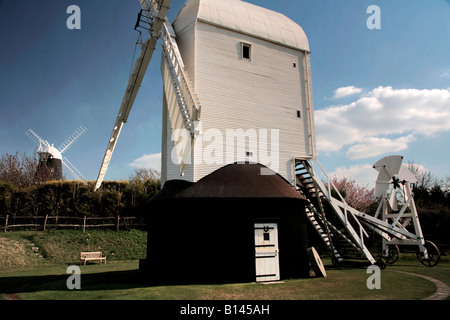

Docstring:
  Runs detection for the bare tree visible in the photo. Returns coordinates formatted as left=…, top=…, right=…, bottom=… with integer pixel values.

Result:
left=131, top=167, right=161, bottom=182
left=405, top=161, right=435, bottom=190
left=444, top=176, right=450, bottom=191
left=128, top=168, right=161, bottom=209
left=0, top=152, right=52, bottom=187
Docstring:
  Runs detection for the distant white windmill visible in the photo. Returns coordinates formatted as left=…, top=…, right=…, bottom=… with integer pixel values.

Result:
left=25, top=126, right=87, bottom=182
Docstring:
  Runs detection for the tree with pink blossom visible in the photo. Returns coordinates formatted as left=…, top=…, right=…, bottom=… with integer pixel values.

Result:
left=330, top=177, right=375, bottom=212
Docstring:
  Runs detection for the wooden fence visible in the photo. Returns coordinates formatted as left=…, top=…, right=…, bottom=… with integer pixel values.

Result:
left=0, top=215, right=145, bottom=232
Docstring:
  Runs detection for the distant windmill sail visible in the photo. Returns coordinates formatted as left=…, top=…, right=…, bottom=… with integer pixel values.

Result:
left=25, top=129, right=50, bottom=151
left=62, top=157, right=86, bottom=181
left=58, top=125, right=87, bottom=153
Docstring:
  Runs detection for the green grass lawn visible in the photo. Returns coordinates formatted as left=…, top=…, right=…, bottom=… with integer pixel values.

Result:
left=1, top=256, right=448, bottom=301
left=1, top=230, right=449, bottom=301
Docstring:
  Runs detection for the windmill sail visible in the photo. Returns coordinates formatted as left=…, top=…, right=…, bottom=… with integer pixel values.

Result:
left=58, top=125, right=87, bottom=154
left=94, top=0, right=172, bottom=191
left=26, top=129, right=50, bottom=151
left=62, top=157, right=86, bottom=182
left=373, top=155, right=403, bottom=197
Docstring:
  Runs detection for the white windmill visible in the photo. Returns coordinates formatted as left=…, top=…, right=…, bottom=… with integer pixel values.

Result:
left=93, top=0, right=439, bottom=269
left=94, top=0, right=315, bottom=190
left=25, top=125, right=87, bottom=182
left=95, top=0, right=316, bottom=283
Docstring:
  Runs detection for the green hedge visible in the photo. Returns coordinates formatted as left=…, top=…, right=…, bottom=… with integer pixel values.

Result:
left=0, top=179, right=160, bottom=218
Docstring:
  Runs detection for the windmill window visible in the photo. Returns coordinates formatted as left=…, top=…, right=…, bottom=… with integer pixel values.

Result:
left=293, top=62, right=297, bottom=68
left=263, top=233, right=270, bottom=241
left=297, top=111, right=301, bottom=118
left=246, top=151, right=253, bottom=157
left=242, top=43, right=252, bottom=60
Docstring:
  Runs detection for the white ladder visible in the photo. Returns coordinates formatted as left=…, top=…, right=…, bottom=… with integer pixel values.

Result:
left=160, top=21, right=201, bottom=174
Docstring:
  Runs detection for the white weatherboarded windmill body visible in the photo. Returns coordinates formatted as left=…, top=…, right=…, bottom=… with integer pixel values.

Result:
left=95, top=0, right=439, bottom=283
left=160, top=0, right=316, bottom=185
left=26, top=126, right=87, bottom=181
left=94, top=0, right=315, bottom=190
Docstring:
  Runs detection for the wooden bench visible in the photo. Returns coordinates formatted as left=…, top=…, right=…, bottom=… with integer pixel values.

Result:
left=80, top=252, right=106, bottom=265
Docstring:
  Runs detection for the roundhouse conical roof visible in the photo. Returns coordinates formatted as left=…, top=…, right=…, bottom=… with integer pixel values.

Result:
left=174, top=163, right=305, bottom=199
left=173, top=0, right=310, bottom=52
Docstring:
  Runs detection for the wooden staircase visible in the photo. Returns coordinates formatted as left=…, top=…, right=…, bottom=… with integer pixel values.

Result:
left=295, top=159, right=376, bottom=265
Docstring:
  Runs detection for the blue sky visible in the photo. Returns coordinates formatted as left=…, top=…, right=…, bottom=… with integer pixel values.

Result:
left=1, top=0, right=449, bottom=188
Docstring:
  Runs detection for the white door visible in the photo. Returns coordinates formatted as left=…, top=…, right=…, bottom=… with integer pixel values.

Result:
left=254, top=223, right=280, bottom=282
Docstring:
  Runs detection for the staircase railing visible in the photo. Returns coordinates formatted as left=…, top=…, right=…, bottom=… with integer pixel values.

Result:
left=295, top=158, right=376, bottom=264
left=313, top=160, right=369, bottom=247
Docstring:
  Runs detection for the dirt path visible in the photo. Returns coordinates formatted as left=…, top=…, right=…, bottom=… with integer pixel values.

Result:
left=4, top=293, right=22, bottom=300
left=392, top=270, right=450, bottom=300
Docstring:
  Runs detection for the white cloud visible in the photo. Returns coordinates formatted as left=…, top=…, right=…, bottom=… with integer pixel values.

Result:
left=345, top=135, right=415, bottom=160
left=316, top=86, right=450, bottom=159
left=129, top=153, right=161, bottom=172
left=331, top=86, right=363, bottom=99
left=328, top=164, right=379, bottom=189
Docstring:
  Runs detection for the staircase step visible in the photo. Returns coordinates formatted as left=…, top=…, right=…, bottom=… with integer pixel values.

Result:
left=296, top=159, right=376, bottom=264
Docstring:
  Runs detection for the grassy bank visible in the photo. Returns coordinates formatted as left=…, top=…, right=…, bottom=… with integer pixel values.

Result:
left=0, top=229, right=147, bottom=269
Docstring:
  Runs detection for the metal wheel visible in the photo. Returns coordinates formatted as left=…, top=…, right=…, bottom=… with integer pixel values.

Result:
left=417, top=240, right=440, bottom=267
left=377, top=244, right=400, bottom=264
left=331, top=257, right=340, bottom=267
left=376, top=258, right=386, bottom=270
left=385, top=245, right=400, bottom=264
